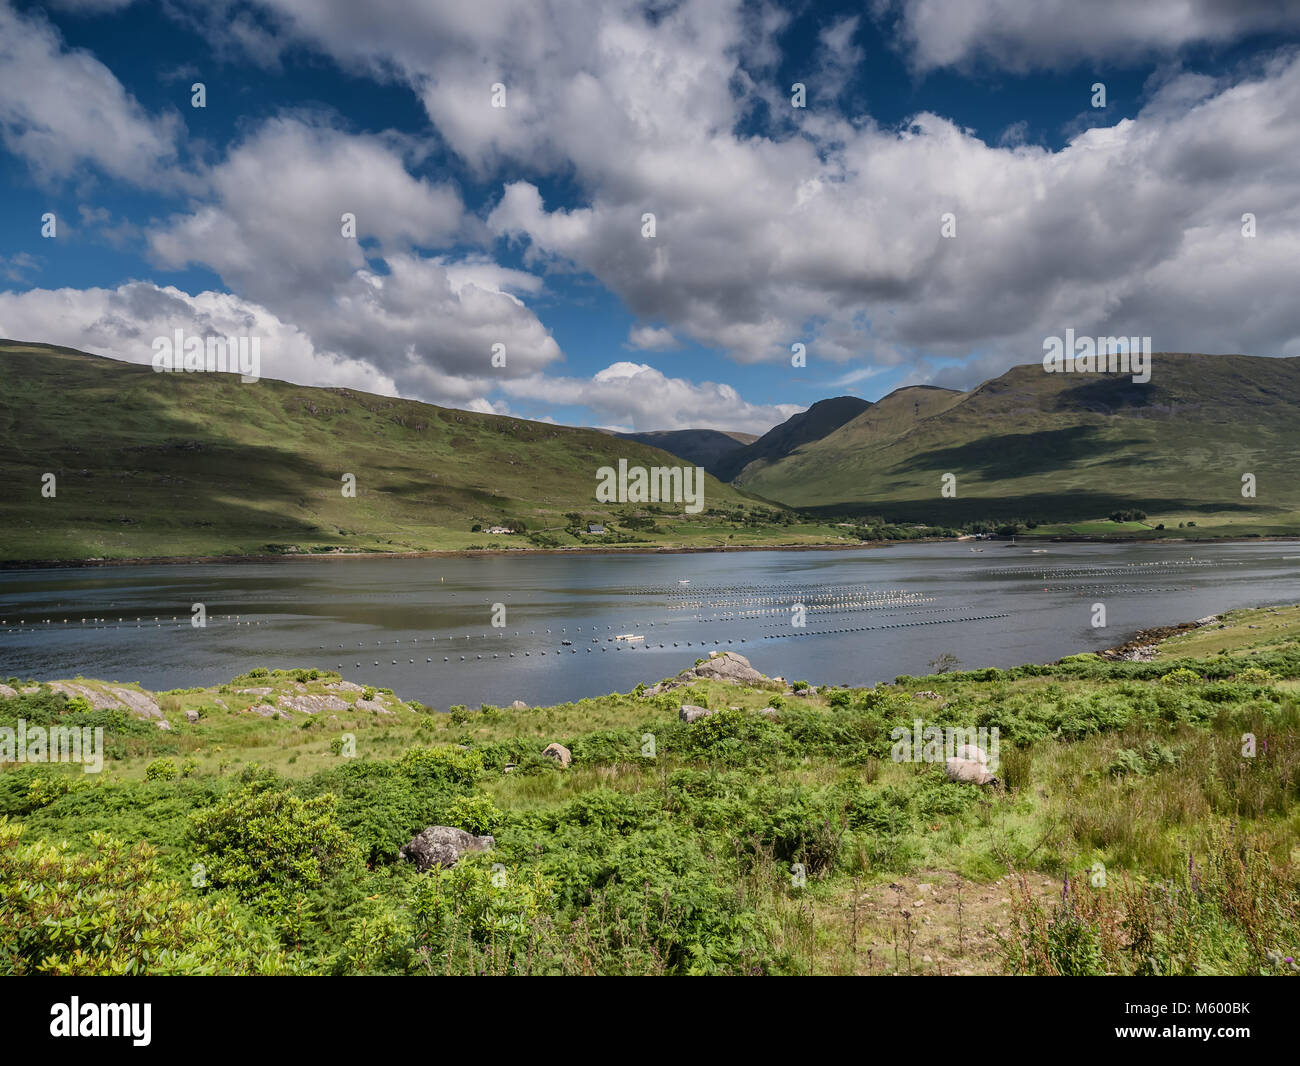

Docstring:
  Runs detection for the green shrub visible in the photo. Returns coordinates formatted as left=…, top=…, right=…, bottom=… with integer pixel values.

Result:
left=145, top=758, right=179, bottom=782
left=190, top=782, right=361, bottom=911
left=0, top=818, right=290, bottom=975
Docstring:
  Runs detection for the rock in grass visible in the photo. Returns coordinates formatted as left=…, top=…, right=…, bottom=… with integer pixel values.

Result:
left=944, top=757, right=998, bottom=786
left=509, top=700, right=529, bottom=710
left=542, top=742, right=572, bottom=767
left=679, top=704, right=714, bottom=723
left=686, top=651, right=766, bottom=684
left=400, top=826, right=495, bottom=871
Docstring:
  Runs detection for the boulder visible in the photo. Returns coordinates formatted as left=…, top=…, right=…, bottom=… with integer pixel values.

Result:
left=542, top=742, right=572, bottom=768
left=679, top=704, right=714, bottom=723
left=509, top=700, right=529, bottom=711
left=945, top=757, right=998, bottom=786
left=48, top=681, right=162, bottom=721
left=185, top=708, right=200, bottom=723
left=645, top=679, right=683, bottom=695
left=400, top=826, right=495, bottom=871
left=277, top=693, right=349, bottom=715
left=686, top=651, right=766, bottom=684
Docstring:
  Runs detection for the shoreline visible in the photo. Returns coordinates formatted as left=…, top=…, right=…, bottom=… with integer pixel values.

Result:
left=0, top=539, right=909, bottom=570
left=2, top=532, right=1298, bottom=571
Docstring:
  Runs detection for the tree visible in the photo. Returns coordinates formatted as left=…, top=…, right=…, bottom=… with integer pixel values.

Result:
left=928, top=652, right=962, bottom=674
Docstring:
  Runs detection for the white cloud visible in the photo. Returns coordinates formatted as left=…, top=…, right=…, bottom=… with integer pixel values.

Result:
left=625, top=325, right=679, bottom=350
left=0, top=1, right=182, bottom=185
left=0, top=281, right=398, bottom=394
left=884, top=0, right=1300, bottom=72
left=147, top=117, right=565, bottom=398
left=499, top=361, right=802, bottom=433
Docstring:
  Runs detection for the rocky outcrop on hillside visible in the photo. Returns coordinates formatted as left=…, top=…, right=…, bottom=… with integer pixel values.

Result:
left=647, top=651, right=770, bottom=694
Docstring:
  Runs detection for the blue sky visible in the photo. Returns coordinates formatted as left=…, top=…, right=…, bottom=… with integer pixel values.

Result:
left=2, top=0, right=1299, bottom=433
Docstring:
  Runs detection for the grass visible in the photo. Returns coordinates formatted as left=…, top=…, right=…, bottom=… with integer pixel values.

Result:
left=3, top=606, right=1298, bottom=975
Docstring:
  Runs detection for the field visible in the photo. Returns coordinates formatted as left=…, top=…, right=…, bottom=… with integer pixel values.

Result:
left=2, top=605, right=1298, bottom=975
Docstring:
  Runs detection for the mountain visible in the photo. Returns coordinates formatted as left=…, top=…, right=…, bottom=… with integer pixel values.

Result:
left=0, top=342, right=789, bottom=562
left=711, top=396, right=872, bottom=482
left=734, top=353, right=1300, bottom=534
left=613, top=428, right=757, bottom=470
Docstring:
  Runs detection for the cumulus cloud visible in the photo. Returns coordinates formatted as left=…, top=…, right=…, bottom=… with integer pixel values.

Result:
left=883, top=0, right=1300, bottom=72
left=147, top=117, right=565, bottom=398
left=486, top=40, right=1300, bottom=385
left=498, top=361, right=802, bottom=433
left=0, top=281, right=398, bottom=394
left=0, top=1, right=182, bottom=185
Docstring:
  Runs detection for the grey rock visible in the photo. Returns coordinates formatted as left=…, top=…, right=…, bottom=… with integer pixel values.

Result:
left=685, top=651, right=766, bottom=684
left=542, top=742, right=572, bottom=767
left=400, top=825, right=495, bottom=871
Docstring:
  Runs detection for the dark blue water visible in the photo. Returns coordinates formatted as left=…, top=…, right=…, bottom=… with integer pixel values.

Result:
left=0, top=540, right=1295, bottom=707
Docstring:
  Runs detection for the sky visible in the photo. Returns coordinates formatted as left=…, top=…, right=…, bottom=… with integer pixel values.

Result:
left=1, top=0, right=1299, bottom=435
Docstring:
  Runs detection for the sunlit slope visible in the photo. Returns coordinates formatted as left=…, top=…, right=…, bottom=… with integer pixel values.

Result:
left=0, top=342, right=779, bottom=561
left=736, top=353, right=1300, bottom=532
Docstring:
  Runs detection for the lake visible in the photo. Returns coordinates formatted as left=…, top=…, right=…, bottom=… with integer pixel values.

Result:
left=0, top=540, right=1296, bottom=707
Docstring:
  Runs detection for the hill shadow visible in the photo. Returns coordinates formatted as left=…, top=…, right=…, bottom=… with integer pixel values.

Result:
left=893, top=426, right=1142, bottom=481
left=1056, top=377, right=1162, bottom=413
left=799, top=492, right=1264, bottom=524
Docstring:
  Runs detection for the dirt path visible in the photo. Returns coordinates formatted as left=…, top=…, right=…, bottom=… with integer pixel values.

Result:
left=826, top=870, right=1061, bottom=975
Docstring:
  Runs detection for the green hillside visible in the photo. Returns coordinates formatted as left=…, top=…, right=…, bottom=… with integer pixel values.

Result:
left=735, top=354, right=1300, bottom=536
left=0, top=342, right=838, bottom=562
left=712, top=395, right=872, bottom=482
